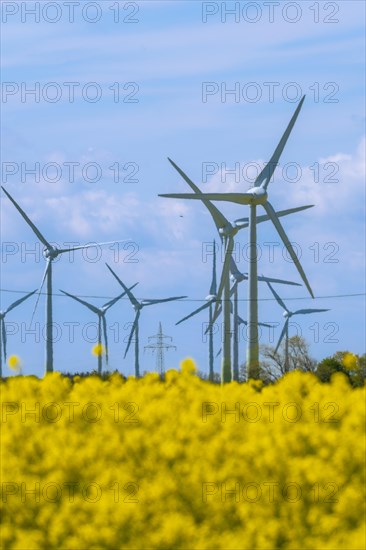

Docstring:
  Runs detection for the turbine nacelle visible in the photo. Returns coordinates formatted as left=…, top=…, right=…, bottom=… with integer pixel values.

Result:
left=283, top=311, right=292, bottom=319
left=205, top=294, right=217, bottom=302
left=247, top=186, right=268, bottom=204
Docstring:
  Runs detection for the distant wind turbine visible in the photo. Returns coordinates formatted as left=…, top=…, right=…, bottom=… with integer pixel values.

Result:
left=0, top=290, right=37, bottom=376
left=217, top=308, right=272, bottom=381
left=176, top=239, right=218, bottom=381
left=160, top=96, right=312, bottom=374
left=60, top=284, right=137, bottom=374
left=106, top=263, right=187, bottom=377
left=266, top=280, right=329, bottom=371
left=229, top=257, right=301, bottom=381
left=2, top=186, right=129, bottom=373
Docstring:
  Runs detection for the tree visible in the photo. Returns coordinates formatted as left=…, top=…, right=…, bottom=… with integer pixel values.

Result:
left=316, top=352, right=365, bottom=387
left=259, top=335, right=317, bottom=382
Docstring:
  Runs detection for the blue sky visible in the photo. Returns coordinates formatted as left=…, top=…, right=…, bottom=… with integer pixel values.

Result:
left=1, top=0, right=365, bottom=377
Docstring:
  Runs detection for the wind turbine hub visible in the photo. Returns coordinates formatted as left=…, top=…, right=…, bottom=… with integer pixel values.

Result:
left=219, top=223, right=234, bottom=237
left=43, top=247, right=58, bottom=260
left=283, top=311, right=292, bottom=318
left=247, top=187, right=268, bottom=205
left=205, top=294, right=216, bottom=302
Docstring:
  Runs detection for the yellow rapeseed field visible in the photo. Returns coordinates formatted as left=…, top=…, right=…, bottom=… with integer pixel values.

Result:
left=1, top=360, right=365, bottom=549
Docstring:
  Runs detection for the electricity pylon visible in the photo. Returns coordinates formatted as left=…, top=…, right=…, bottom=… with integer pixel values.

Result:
left=144, top=322, right=176, bottom=375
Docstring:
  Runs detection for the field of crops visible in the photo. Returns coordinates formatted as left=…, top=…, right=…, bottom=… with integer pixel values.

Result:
left=1, top=360, right=365, bottom=549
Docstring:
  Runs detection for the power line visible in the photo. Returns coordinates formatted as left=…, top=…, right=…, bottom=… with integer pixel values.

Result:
left=0, top=288, right=365, bottom=302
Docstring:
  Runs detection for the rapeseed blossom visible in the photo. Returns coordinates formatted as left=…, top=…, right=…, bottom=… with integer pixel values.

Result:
left=7, top=355, right=22, bottom=374
left=92, top=343, right=104, bottom=357
left=1, top=365, right=364, bottom=549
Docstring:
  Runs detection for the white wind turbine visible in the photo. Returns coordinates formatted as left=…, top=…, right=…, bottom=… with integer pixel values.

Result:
left=229, top=257, right=302, bottom=381
left=266, top=280, right=329, bottom=371
left=0, top=290, right=37, bottom=376
left=2, top=186, right=129, bottom=373
left=106, top=263, right=187, bottom=377
left=60, top=283, right=137, bottom=374
left=216, top=307, right=273, bottom=381
left=175, top=240, right=218, bottom=381
left=160, top=96, right=312, bottom=375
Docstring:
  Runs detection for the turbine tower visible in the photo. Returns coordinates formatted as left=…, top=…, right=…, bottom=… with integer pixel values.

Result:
left=175, top=240, right=218, bottom=381
left=144, top=322, right=176, bottom=375
left=0, top=290, right=37, bottom=376
left=266, top=281, right=329, bottom=371
left=106, top=263, right=186, bottom=377
left=1, top=186, right=128, bottom=374
left=60, top=284, right=137, bottom=374
left=160, top=96, right=312, bottom=375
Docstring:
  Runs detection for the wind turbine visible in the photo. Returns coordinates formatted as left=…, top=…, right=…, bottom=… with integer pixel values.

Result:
left=229, top=257, right=303, bottom=381
left=160, top=96, right=312, bottom=374
left=216, top=306, right=273, bottom=382
left=212, top=257, right=301, bottom=381
left=0, top=290, right=37, bottom=376
left=105, top=263, right=187, bottom=377
left=1, top=186, right=129, bottom=374
left=175, top=239, right=218, bottom=382
left=266, top=280, right=329, bottom=371
left=60, top=284, right=137, bottom=374
left=162, top=147, right=313, bottom=381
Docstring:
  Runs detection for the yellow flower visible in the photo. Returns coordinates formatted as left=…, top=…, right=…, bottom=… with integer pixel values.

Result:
left=0, top=365, right=364, bottom=549
left=92, top=343, right=104, bottom=357
left=7, top=355, right=22, bottom=374
left=343, top=352, right=358, bottom=371
left=180, top=357, right=197, bottom=375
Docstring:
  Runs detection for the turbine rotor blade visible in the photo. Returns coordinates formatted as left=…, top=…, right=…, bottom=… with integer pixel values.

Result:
left=57, top=241, right=130, bottom=254
left=275, top=319, right=289, bottom=354
left=4, top=289, right=37, bottom=315
left=235, top=204, right=314, bottom=225
left=230, top=257, right=242, bottom=280
left=2, top=320, right=7, bottom=361
left=59, top=290, right=101, bottom=315
left=237, top=315, right=247, bottom=325
left=209, top=239, right=217, bottom=296
left=258, top=275, right=301, bottom=287
left=143, top=296, right=187, bottom=306
left=105, top=263, right=140, bottom=308
left=31, top=260, right=51, bottom=324
left=168, top=158, right=229, bottom=231
left=159, top=193, right=253, bottom=205
left=230, top=280, right=239, bottom=297
left=1, top=186, right=52, bottom=249
left=213, top=236, right=234, bottom=320
left=293, top=308, right=330, bottom=315
left=124, top=311, right=140, bottom=358
left=236, top=315, right=272, bottom=329
left=266, top=281, right=289, bottom=312
left=263, top=201, right=314, bottom=298
left=102, top=315, right=109, bottom=367
left=103, top=283, right=139, bottom=311
left=176, top=301, right=211, bottom=325
left=255, top=96, right=305, bottom=189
